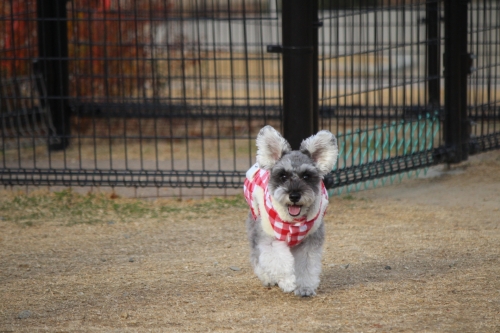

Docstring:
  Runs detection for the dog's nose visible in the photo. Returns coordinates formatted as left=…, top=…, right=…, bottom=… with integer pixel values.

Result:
left=289, top=192, right=301, bottom=203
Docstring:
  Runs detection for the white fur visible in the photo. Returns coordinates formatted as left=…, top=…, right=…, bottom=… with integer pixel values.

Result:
left=252, top=185, right=274, bottom=236
left=291, top=231, right=324, bottom=297
left=300, top=130, right=338, bottom=176
left=247, top=214, right=325, bottom=296
left=256, top=240, right=296, bottom=292
left=256, top=126, right=291, bottom=170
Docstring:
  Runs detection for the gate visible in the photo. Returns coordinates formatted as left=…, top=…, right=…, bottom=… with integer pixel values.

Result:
left=1, top=0, right=499, bottom=197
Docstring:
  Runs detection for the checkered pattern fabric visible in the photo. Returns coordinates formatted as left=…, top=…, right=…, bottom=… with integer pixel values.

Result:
left=244, top=168, right=328, bottom=247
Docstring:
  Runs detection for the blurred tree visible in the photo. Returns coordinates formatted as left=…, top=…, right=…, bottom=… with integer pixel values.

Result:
left=1, top=0, right=173, bottom=99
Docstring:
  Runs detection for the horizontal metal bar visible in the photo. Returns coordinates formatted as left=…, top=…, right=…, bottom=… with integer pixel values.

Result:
left=330, top=149, right=438, bottom=189
left=1, top=149, right=441, bottom=190
left=0, top=108, right=46, bottom=119
left=71, top=102, right=282, bottom=120
left=0, top=169, right=246, bottom=189
left=67, top=103, right=500, bottom=121
left=69, top=102, right=448, bottom=120
left=470, top=133, right=500, bottom=154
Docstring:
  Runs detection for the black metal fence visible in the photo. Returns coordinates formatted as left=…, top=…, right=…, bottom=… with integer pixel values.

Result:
left=1, top=0, right=499, bottom=197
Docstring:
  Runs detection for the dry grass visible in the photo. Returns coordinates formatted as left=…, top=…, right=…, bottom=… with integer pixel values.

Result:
left=1, top=150, right=500, bottom=332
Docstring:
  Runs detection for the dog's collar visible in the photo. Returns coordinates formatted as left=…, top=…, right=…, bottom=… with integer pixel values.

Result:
left=243, top=166, right=328, bottom=246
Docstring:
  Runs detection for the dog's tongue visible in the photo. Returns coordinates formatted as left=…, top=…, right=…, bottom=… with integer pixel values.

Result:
left=288, top=205, right=301, bottom=216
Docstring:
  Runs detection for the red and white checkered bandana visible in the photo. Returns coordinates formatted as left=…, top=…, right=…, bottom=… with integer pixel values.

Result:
left=243, top=167, right=328, bottom=247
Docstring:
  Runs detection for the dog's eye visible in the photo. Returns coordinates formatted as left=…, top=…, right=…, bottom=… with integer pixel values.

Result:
left=280, top=173, right=288, bottom=181
left=302, top=173, right=310, bottom=180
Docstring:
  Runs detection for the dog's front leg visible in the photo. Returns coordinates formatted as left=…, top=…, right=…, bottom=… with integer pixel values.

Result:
left=291, top=223, right=325, bottom=297
left=257, top=239, right=296, bottom=293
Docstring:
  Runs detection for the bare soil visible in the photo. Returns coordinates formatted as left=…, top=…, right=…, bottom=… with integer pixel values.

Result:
left=1, top=150, right=499, bottom=332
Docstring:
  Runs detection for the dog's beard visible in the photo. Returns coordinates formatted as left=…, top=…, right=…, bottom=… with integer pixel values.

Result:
left=272, top=186, right=317, bottom=218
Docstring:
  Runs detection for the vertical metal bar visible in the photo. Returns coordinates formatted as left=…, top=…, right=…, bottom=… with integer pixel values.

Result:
left=37, top=0, right=70, bottom=151
left=443, top=0, right=469, bottom=163
left=311, top=0, right=319, bottom=134
left=426, top=1, right=440, bottom=108
left=282, top=0, right=316, bottom=149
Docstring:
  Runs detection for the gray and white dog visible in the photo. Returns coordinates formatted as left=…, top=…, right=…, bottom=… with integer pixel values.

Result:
left=244, top=125, right=338, bottom=297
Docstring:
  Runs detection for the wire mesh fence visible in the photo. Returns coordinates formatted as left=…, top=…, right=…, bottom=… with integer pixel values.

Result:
left=318, top=1, right=443, bottom=193
left=468, top=1, right=500, bottom=152
left=2, top=0, right=283, bottom=197
left=1, top=0, right=499, bottom=197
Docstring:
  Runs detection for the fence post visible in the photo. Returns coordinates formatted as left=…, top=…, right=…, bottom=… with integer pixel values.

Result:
left=442, top=0, right=470, bottom=163
left=37, top=0, right=70, bottom=151
left=281, top=0, right=317, bottom=149
left=426, top=1, right=440, bottom=108
left=311, top=0, right=320, bottom=135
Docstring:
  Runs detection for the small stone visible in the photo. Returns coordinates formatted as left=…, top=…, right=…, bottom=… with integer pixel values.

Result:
left=100, top=258, right=107, bottom=262
left=107, top=220, right=115, bottom=225
left=385, top=266, right=392, bottom=270
left=17, top=310, right=32, bottom=319
left=229, top=266, right=241, bottom=271
left=129, top=258, right=135, bottom=263
left=341, top=264, right=350, bottom=269
left=124, top=234, right=130, bottom=239
left=120, top=311, right=129, bottom=319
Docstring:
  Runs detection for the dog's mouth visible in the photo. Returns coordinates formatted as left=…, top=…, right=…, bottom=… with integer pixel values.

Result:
left=288, top=205, right=302, bottom=217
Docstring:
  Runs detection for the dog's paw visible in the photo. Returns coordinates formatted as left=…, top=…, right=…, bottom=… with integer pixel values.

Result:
left=278, top=277, right=296, bottom=293
left=294, top=287, right=316, bottom=297
left=260, top=278, right=277, bottom=287
left=255, top=266, right=277, bottom=287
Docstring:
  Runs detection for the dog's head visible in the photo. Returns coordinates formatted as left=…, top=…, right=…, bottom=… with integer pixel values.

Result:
left=256, top=125, right=338, bottom=219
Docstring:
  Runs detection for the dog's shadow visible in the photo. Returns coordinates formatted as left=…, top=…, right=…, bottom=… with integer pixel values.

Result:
left=319, top=254, right=463, bottom=293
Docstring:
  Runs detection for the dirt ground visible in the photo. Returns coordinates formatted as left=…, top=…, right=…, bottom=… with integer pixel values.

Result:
left=1, top=150, right=499, bottom=332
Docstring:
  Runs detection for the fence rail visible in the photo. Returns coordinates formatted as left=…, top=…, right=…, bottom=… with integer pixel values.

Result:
left=1, top=0, right=499, bottom=196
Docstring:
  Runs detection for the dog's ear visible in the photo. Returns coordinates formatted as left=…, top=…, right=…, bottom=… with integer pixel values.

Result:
left=256, top=125, right=291, bottom=170
left=300, top=130, right=338, bottom=176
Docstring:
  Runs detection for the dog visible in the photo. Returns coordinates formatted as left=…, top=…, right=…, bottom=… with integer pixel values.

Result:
left=244, top=125, right=338, bottom=296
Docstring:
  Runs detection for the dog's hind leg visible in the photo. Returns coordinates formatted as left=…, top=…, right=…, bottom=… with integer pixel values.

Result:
left=291, top=223, right=325, bottom=297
